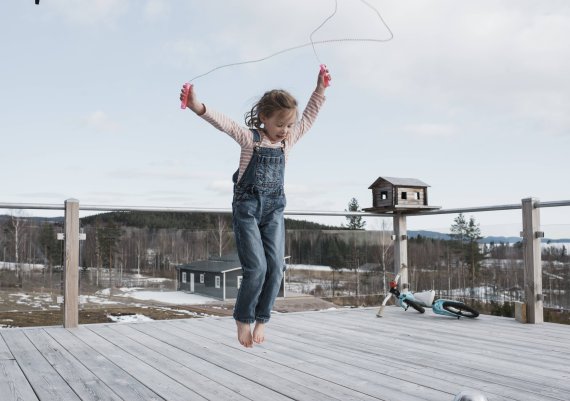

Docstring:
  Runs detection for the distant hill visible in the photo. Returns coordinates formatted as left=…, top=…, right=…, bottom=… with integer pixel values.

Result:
left=479, top=235, right=522, bottom=244
left=409, top=230, right=570, bottom=245
left=78, top=211, right=343, bottom=230
left=0, top=215, right=64, bottom=224
left=408, top=230, right=451, bottom=241
left=0, top=211, right=342, bottom=231
left=3, top=214, right=567, bottom=243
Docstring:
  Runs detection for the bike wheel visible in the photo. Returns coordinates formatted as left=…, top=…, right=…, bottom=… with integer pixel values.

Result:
left=405, top=299, right=425, bottom=314
left=442, top=301, right=479, bottom=318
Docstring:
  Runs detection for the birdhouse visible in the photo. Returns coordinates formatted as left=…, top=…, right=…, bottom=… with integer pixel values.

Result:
left=363, top=176, right=441, bottom=213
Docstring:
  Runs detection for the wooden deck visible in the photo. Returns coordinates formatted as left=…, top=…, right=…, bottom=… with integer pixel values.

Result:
left=1, top=307, right=569, bottom=401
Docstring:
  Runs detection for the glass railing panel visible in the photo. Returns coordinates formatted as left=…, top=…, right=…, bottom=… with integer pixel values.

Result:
left=76, top=218, right=238, bottom=324
left=0, top=213, right=64, bottom=327
left=541, top=223, right=569, bottom=314
left=2, top=202, right=568, bottom=327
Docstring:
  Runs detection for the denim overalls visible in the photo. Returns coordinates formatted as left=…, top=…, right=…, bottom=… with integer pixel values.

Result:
left=232, top=129, right=286, bottom=324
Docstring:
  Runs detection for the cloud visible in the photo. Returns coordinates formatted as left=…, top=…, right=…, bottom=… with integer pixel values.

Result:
left=47, top=0, right=172, bottom=26
left=162, top=40, right=222, bottom=73
left=104, top=168, right=205, bottom=181
left=84, top=111, right=120, bottom=132
left=16, top=192, right=69, bottom=201
left=401, top=123, right=457, bottom=138
left=207, top=180, right=233, bottom=196
left=511, top=91, right=570, bottom=137
left=284, top=183, right=328, bottom=197
left=144, top=0, right=171, bottom=21
left=50, top=0, right=129, bottom=25
left=319, top=1, right=570, bottom=137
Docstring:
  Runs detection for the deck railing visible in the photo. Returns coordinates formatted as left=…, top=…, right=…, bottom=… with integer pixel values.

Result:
left=1, top=197, right=569, bottom=327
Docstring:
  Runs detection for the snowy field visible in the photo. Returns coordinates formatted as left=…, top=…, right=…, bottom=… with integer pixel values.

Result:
left=0, top=264, right=332, bottom=314
left=2, top=287, right=220, bottom=312
left=287, top=264, right=334, bottom=271
left=0, top=279, right=226, bottom=327
left=0, top=265, right=222, bottom=324
left=287, top=264, right=358, bottom=272
left=113, top=287, right=219, bottom=305
left=0, top=262, right=46, bottom=271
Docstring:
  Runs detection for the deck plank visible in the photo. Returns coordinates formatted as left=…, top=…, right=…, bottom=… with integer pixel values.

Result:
left=1, top=307, right=569, bottom=401
left=100, top=322, right=296, bottom=401
left=170, top=317, right=449, bottom=401
left=351, top=308, right=570, bottom=358
left=339, top=308, right=570, bottom=380
left=131, top=320, right=346, bottom=401
left=143, top=319, right=388, bottom=401
left=0, top=360, right=40, bottom=401
left=269, top=308, right=570, bottom=399
left=192, top=317, right=483, bottom=399
left=264, top=310, right=567, bottom=400
left=286, top=308, right=570, bottom=370
left=88, top=324, right=254, bottom=401
left=69, top=326, right=209, bottom=401
left=24, top=329, right=124, bottom=401
left=44, top=327, right=165, bottom=401
left=0, top=332, right=13, bottom=360
left=1, top=329, right=82, bottom=401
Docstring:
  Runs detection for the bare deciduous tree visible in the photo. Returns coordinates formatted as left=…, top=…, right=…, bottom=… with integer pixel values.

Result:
left=210, top=215, right=232, bottom=257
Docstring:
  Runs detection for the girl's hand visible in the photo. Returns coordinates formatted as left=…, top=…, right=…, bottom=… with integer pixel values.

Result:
left=180, top=84, right=206, bottom=115
left=316, top=66, right=331, bottom=95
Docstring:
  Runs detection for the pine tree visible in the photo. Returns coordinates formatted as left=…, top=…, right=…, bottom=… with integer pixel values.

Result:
left=450, top=213, right=482, bottom=295
left=345, top=198, right=365, bottom=230
left=38, top=223, right=62, bottom=268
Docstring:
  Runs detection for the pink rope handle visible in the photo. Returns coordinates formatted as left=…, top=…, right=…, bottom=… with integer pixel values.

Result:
left=180, top=83, right=193, bottom=109
left=320, top=64, right=331, bottom=87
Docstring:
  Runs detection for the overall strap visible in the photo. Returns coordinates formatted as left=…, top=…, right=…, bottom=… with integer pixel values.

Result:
left=252, top=129, right=286, bottom=151
left=251, top=129, right=262, bottom=150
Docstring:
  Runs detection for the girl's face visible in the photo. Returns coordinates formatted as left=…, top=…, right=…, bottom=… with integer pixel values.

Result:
left=260, top=109, right=297, bottom=143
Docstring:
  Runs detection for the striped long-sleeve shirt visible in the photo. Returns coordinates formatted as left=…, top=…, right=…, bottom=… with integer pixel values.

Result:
left=201, top=91, right=326, bottom=183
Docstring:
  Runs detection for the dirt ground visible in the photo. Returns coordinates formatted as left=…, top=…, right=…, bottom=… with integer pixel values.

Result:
left=0, top=295, right=339, bottom=328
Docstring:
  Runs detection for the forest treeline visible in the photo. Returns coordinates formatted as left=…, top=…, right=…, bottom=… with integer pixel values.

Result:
left=1, top=212, right=346, bottom=273
left=1, top=212, right=567, bottom=279
left=1, top=211, right=569, bottom=309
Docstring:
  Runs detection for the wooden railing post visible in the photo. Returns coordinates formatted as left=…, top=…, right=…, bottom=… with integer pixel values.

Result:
left=393, top=214, right=409, bottom=291
left=521, top=197, right=543, bottom=324
left=64, top=198, right=80, bottom=328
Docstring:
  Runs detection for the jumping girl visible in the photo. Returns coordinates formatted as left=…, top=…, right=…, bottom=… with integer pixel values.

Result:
left=180, top=67, right=330, bottom=347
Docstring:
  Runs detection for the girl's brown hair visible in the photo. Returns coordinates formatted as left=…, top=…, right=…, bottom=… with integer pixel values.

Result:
left=245, top=89, right=298, bottom=129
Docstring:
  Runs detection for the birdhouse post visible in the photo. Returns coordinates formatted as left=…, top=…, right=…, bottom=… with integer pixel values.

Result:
left=364, top=176, right=441, bottom=291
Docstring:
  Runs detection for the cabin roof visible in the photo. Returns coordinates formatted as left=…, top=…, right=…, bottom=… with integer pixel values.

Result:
left=178, top=257, right=241, bottom=273
left=369, top=176, right=430, bottom=189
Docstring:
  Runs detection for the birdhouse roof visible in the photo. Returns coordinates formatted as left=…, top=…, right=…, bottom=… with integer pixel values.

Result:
left=369, top=176, right=430, bottom=189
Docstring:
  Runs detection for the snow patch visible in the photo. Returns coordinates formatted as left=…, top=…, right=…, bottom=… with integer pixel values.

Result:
left=115, top=290, right=218, bottom=305
left=107, top=314, right=154, bottom=323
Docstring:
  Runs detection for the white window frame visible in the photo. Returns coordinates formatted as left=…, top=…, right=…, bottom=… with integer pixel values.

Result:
left=200, top=273, right=205, bottom=284
left=181, top=272, right=187, bottom=283
left=215, top=276, right=221, bottom=289
left=237, top=276, right=243, bottom=289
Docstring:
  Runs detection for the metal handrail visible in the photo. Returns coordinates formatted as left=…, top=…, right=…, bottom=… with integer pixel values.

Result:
left=2, top=199, right=570, bottom=217
left=0, top=202, right=65, bottom=211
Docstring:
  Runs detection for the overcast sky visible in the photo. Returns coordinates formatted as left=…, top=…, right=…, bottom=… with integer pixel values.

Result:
left=1, top=0, right=569, bottom=237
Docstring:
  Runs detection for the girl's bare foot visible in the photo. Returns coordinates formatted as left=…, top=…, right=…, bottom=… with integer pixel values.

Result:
left=253, top=322, right=265, bottom=344
left=236, top=320, right=253, bottom=348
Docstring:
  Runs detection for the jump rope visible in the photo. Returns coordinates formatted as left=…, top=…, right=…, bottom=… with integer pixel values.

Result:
left=180, top=0, right=393, bottom=109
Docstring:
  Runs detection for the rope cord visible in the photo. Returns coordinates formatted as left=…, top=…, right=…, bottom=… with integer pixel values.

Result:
left=309, top=0, right=339, bottom=65
left=187, top=0, right=393, bottom=83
